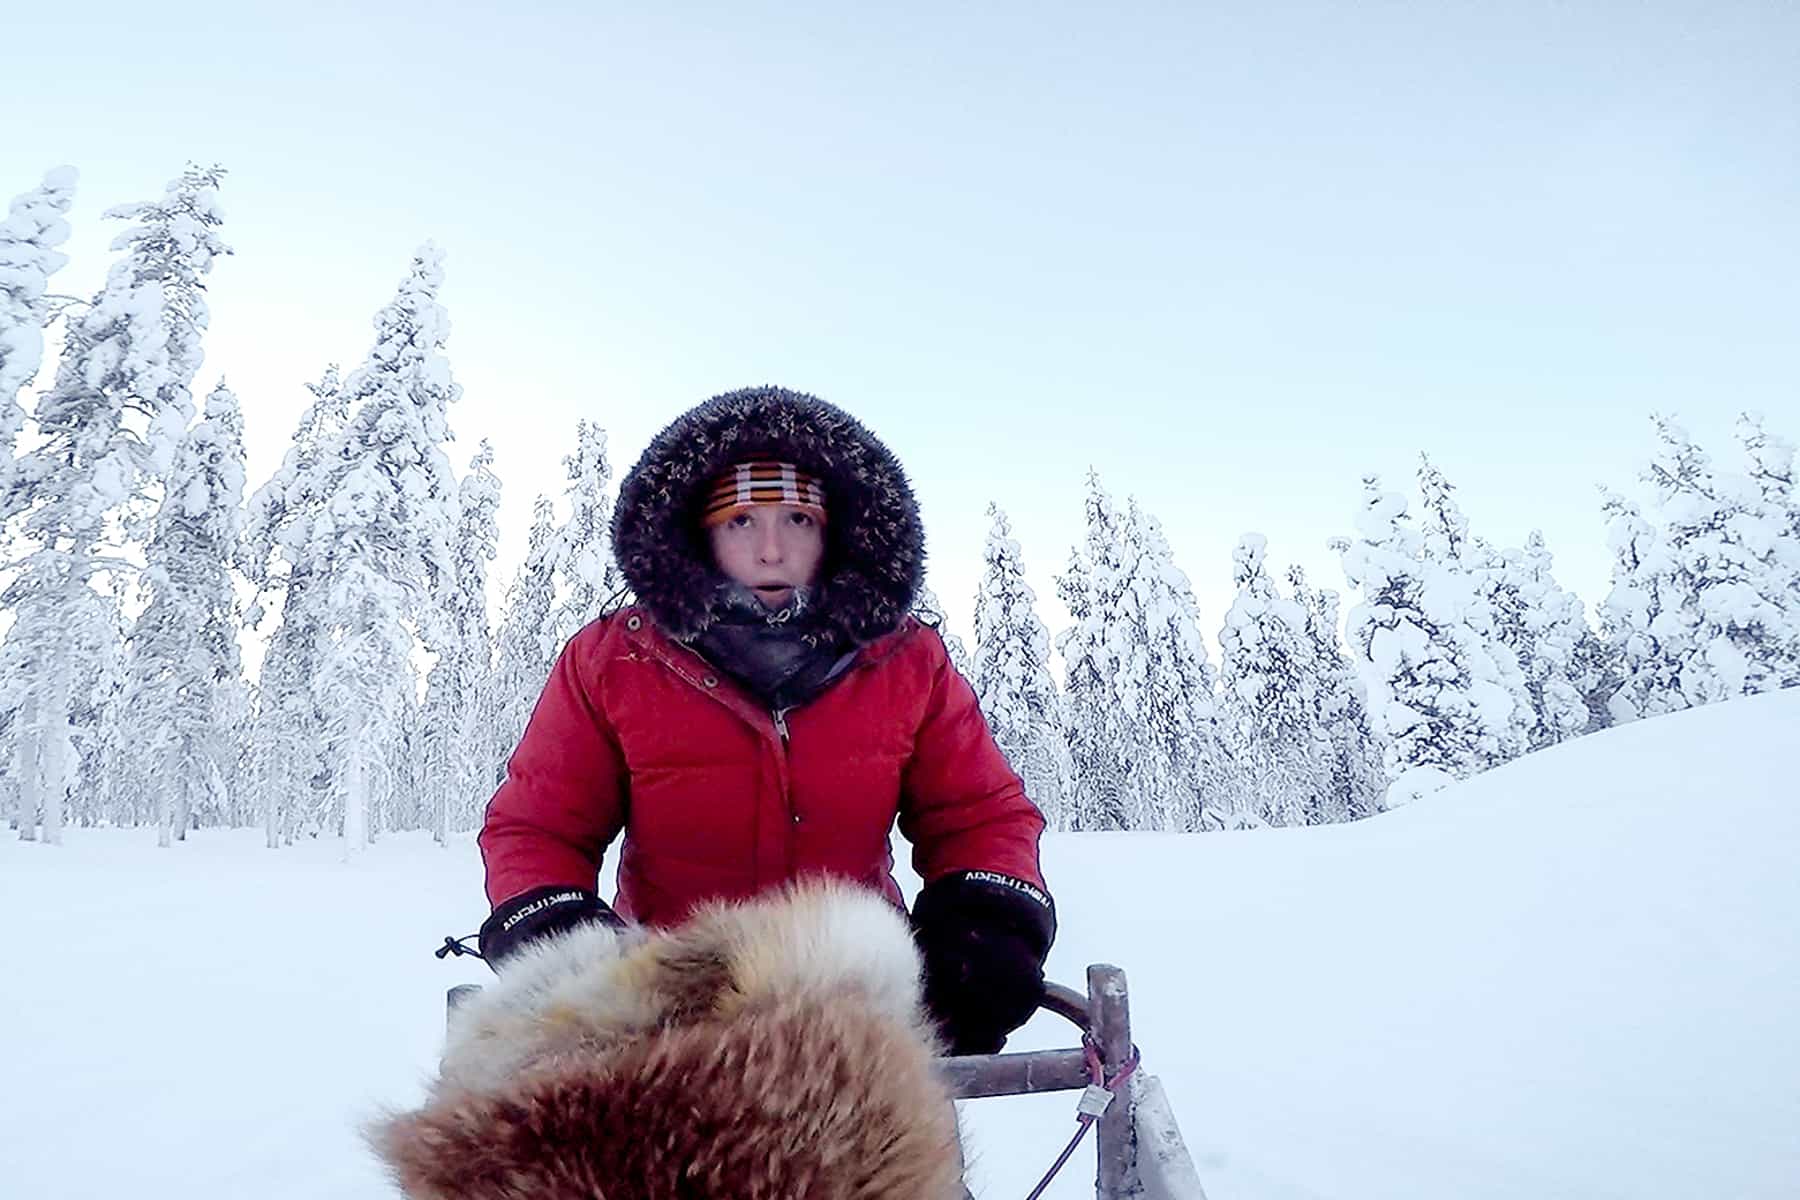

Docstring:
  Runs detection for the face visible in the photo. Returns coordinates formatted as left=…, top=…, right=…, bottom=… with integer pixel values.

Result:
left=708, top=505, right=826, bottom=610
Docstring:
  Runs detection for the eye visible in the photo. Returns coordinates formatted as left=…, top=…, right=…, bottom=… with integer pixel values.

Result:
left=729, top=512, right=754, bottom=529
left=788, top=511, right=814, bottom=527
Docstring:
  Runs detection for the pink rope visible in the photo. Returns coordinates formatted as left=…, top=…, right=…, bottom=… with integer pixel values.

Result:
left=1022, top=1035, right=1141, bottom=1200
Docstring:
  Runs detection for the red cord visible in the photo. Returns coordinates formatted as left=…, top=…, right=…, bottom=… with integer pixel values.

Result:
left=1022, top=1036, right=1141, bottom=1200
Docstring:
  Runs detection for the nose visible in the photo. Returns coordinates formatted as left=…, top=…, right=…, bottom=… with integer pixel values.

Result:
left=756, top=520, right=784, bottom=563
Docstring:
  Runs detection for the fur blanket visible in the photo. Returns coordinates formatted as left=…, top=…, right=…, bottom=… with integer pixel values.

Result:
left=370, top=881, right=964, bottom=1200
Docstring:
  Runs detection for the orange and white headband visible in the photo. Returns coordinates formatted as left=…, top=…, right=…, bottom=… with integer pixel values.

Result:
left=700, top=461, right=828, bottom=528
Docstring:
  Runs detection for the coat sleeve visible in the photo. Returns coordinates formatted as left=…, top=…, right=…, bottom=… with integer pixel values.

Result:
left=478, top=621, right=628, bottom=907
left=896, top=630, right=1048, bottom=890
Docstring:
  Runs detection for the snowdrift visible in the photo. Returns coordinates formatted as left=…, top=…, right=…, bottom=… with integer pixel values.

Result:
left=4, top=689, right=1796, bottom=1200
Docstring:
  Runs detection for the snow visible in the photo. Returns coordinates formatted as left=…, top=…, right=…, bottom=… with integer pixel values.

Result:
left=4, top=689, right=1798, bottom=1199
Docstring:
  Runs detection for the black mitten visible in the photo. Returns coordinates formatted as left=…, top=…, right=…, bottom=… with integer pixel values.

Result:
left=911, top=871, right=1056, bottom=1056
left=477, top=884, right=626, bottom=968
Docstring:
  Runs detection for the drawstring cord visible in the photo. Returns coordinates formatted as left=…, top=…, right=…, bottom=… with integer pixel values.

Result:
left=1023, top=1033, right=1141, bottom=1200
left=435, top=934, right=484, bottom=961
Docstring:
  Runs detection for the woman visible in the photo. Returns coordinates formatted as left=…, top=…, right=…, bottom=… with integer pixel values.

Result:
left=476, top=385, right=1054, bottom=1055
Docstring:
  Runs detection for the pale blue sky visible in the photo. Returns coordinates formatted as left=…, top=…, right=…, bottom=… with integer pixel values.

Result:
left=7, top=1, right=1797, bottom=644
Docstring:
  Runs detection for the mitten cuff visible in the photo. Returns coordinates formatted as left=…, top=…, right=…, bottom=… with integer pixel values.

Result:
left=478, top=885, right=624, bottom=968
left=911, top=870, right=1056, bottom=960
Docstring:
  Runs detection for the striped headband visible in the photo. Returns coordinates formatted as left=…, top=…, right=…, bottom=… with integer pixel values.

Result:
left=700, top=460, right=829, bottom=528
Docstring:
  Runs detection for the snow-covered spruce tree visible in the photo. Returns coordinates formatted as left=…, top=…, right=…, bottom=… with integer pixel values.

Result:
left=1734, top=411, right=1800, bottom=676
left=1054, top=474, right=1131, bottom=830
left=1334, top=476, right=1523, bottom=788
left=1, top=167, right=77, bottom=511
left=912, top=584, right=971, bottom=675
left=306, top=245, right=461, bottom=854
left=2, top=577, right=129, bottom=835
left=4, top=164, right=228, bottom=844
left=1058, top=476, right=1222, bottom=831
left=2, top=607, right=48, bottom=836
left=484, top=494, right=558, bottom=792
left=0, top=698, right=21, bottom=833
left=1605, top=416, right=1798, bottom=718
left=1568, top=614, right=1627, bottom=734
left=242, top=365, right=347, bottom=846
left=213, top=674, right=255, bottom=826
left=1500, top=531, right=1602, bottom=747
left=1119, top=499, right=1228, bottom=830
left=1415, top=455, right=1532, bottom=763
left=58, top=584, right=129, bottom=830
left=548, top=419, right=624, bottom=650
left=1597, top=487, right=1677, bottom=723
left=8, top=577, right=127, bottom=835
left=420, top=440, right=500, bottom=843
left=1738, top=412, right=1800, bottom=545
left=1218, top=534, right=1324, bottom=826
left=385, top=684, right=425, bottom=835
left=970, top=503, right=1072, bottom=830
left=1653, top=416, right=1798, bottom=696
left=112, top=382, right=247, bottom=846
left=1287, top=566, right=1385, bottom=821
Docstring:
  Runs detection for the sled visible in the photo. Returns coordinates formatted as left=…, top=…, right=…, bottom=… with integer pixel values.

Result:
left=447, top=962, right=1205, bottom=1200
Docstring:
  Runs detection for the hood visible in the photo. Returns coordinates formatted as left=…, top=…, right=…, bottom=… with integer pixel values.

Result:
left=611, top=386, right=925, bottom=643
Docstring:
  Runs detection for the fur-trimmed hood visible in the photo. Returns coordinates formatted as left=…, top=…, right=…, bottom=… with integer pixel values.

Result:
left=612, top=386, right=925, bottom=644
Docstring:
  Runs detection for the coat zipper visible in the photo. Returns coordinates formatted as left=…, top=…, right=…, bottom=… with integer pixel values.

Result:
left=772, top=706, right=791, bottom=743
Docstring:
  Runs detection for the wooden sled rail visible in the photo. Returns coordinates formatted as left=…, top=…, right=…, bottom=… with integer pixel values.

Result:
left=941, top=964, right=1206, bottom=1199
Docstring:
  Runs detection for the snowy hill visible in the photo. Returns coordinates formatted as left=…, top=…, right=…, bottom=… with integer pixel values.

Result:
left=4, top=689, right=1796, bottom=1200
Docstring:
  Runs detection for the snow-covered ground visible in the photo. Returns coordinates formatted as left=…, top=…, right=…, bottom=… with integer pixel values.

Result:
left=5, top=689, right=1796, bottom=1200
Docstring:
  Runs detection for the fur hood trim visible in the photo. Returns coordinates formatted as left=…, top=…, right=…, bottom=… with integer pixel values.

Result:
left=611, top=386, right=925, bottom=643
left=370, top=880, right=962, bottom=1200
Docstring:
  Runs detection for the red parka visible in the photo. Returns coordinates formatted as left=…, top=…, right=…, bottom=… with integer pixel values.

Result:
left=480, top=386, right=1048, bottom=928
left=481, top=606, right=1046, bottom=926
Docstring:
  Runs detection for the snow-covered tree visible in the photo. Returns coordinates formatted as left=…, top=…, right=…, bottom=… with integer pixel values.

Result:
left=1735, top=411, right=1800, bottom=655
left=913, top=584, right=970, bottom=675
left=243, top=367, right=347, bottom=844
left=1055, top=474, right=1132, bottom=831
left=1057, top=474, right=1222, bottom=831
left=61, top=584, right=130, bottom=830
left=1, top=167, right=77, bottom=511
left=2, top=577, right=128, bottom=838
left=1597, top=487, right=1677, bottom=723
left=244, top=366, right=346, bottom=600
left=1604, top=416, right=1799, bottom=718
left=548, top=420, right=624, bottom=649
left=1335, top=476, right=1524, bottom=786
left=1218, top=534, right=1324, bottom=826
left=1650, top=414, right=1796, bottom=697
left=306, top=244, right=462, bottom=854
left=970, top=503, right=1072, bottom=829
left=1118, top=499, right=1227, bottom=830
left=485, top=494, right=559, bottom=792
left=4, top=164, right=228, bottom=844
left=1493, top=531, right=1600, bottom=747
left=384, top=684, right=425, bottom=837
left=421, top=441, right=501, bottom=843
left=1415, top=455, right=1533, bottom=762
left=112, top=382, right=247, bottom=846
left=1287, top=566, right=1385, bottom=822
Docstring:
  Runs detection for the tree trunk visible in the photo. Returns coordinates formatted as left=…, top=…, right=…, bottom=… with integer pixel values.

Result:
left=15, top=692, right=40, bottom=841
left=38, top=667, right=71, bottom=846
left=431, top=724, right=449, bottom=847
left=262, top=732, right=283, bottom=849
left=343, top=748, right=367, bottom=857
left=156, top=745, right=174, bottom=848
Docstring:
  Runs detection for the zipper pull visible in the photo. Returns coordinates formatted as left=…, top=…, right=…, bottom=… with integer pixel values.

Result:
left=772, top=708, right=790, bottom=742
